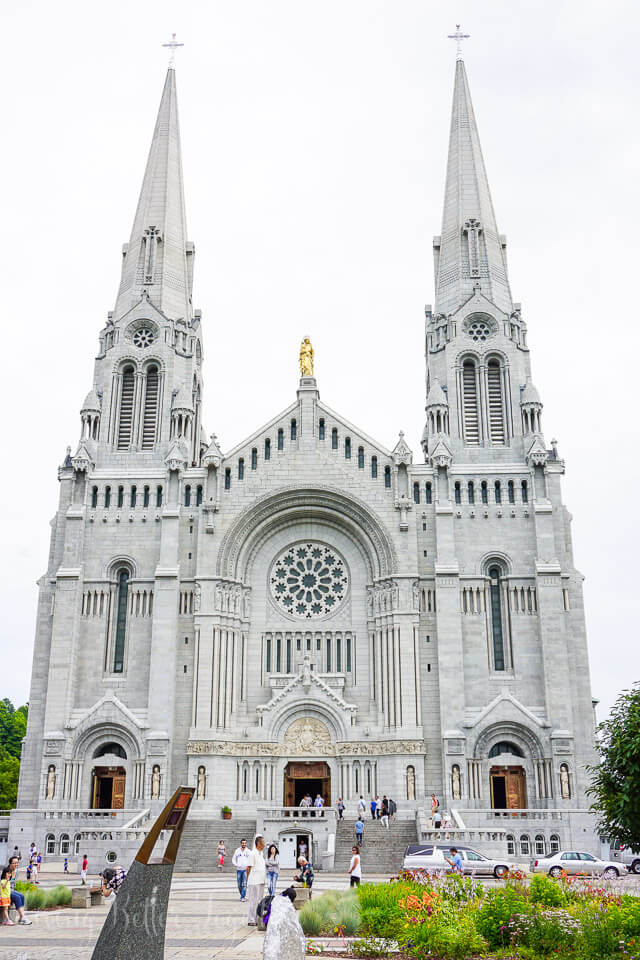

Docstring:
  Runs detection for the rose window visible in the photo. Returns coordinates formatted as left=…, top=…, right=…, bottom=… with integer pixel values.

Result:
left=270, top=543, right=348, bottom=619
left=132, top=326, right=156, bottom=348
left=466, top=319, right=492, bottom=342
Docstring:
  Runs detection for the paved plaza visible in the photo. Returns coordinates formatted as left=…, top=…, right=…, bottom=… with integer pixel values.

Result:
left=0, top=871, right=361, bottom=960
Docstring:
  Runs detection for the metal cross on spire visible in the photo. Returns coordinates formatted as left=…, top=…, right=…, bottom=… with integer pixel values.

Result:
left=447, top=24, right=470, bottom=60
left=162, top=33, right=184, bottom=68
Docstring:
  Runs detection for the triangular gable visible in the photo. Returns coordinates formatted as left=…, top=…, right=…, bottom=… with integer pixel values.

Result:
left=256, top=669, right=357, bottom=719
left=449, top=289, right=509, bottom=324
left=65, top=690, right=147, bottom=732
left=463, top=691, right=550, bottom=730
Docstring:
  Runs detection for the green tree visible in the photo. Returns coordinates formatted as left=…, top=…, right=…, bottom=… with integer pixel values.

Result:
left=588, top=684, right=640, bottom=849
left=0, top=698, right=28, bottom=809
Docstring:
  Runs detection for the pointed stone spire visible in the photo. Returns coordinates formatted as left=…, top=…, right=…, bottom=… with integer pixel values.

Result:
left=434, top=60, right=513, bottom=317
left=114, top=67, right=193, bottom=322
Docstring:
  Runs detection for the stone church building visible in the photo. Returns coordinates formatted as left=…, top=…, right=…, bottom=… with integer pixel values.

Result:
left=11, top=53, right=597, bottom=864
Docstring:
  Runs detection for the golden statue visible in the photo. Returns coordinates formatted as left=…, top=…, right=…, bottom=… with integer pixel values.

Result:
left=299, top=337, right=314, bottom=377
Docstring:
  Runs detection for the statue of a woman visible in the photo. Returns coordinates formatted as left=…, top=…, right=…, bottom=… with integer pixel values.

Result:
left=560, top=764, right=570, bottom=799
left=197, top=765, right=206, bottom=799
left=46, top=765, right=56, bottom=800
left=299, top=338, right=314, bottom=377
left=452, top=764, right=461, bottom=800
left=151, top=764, right=161, bottom=799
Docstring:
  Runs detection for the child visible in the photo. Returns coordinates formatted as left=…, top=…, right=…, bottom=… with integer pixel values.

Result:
left=81, top=855, right=88, bottom=885
left=25, top=863, right=32, bottom=882
left=0, top=868, right=14, bottom=926
left=64, top=857, right=69, bottom=874
left=217, top=840, right=226, bottom=870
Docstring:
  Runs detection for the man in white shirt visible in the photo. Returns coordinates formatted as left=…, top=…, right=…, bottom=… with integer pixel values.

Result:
left=245, top=835, right=266, bottom=925
left=232, top=839, right=251, bottom=902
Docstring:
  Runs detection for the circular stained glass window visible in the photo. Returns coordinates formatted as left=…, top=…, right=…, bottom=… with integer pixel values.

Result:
left=132, top=326, right=156, bottom=348
left=270, top=542, right=348, bottom=619
left=466, top=319, right=492, bottom=342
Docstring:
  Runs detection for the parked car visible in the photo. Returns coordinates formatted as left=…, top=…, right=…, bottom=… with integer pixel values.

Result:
left=531, top=850, right=625, bottom=878
left=403, top=843, right=512, bottom=878
left=608, top=845, right=640, bottom=874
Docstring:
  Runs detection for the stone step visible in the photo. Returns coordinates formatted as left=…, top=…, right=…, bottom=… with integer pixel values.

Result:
left=333, top=816, right=417, bottom=871
left=175, top=818, right=257, bottom=872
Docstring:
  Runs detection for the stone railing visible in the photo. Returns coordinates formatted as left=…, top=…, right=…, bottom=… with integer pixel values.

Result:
left=258, top=805, right=337, bottom=822
left=467, top=808, right=568, bottom=823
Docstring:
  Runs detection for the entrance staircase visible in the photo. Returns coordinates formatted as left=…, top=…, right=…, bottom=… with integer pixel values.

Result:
left=334, top=816, right=417, bottom=876
left=175, top=817, right=257, bottom=873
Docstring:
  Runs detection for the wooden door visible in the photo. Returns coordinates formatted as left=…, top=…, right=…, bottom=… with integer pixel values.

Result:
left=284, top=775, right=295, bottom=807
left=505, top=769, right=526, bottom=809
left=112, top=775, right=126, bottom=809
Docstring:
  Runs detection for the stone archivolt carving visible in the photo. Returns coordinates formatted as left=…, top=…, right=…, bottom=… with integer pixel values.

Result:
left=187, top=738, right=424, bottom=757
left=284, top=718, right=332, bottom=754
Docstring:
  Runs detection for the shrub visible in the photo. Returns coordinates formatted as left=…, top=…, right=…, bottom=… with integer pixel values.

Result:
left=24, top=889, right=44, bottom=910
left=45, top=885, right=72, bottom=907
left=530, top=872, right=568, bottom=907
left=299, top=900, right=324, bottom=936
left=357, top=881, right=411, bottom=938
left=508, top=906, right=580, bottom=954
left=14, top=881, right=37, bottom=894
left=336, top=898, right=360, bottom=936
left=299, top=889, right=360, bottom=936
left=475, top=886, right=530, bottom=948
left=428, top=909, right=487, bottom=960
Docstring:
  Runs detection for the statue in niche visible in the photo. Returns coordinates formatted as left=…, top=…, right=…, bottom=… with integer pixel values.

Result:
left=299, top=337, right=314, bottom=377
left=215, top=584, right=222, bottom=610
left=46, top=764, right=56, bottom=800
left=197, top=765, right=206, bottom=799
left=560, top=763, right=571, bottom=799
left=412, top=581, right=419, bottom=610
left=451, top=764, right=461, bottom=800
left=151, top=764, right=161, bottom=799
left=194, top=584, right=201, bottom=612
left=406, top=765, right=416, bottom=801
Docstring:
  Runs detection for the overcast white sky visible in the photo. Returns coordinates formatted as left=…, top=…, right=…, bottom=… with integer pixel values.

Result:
left=1, top=0, right=638, bottom=722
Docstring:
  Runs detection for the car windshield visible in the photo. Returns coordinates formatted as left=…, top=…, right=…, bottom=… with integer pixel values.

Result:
left=465, top=849, right=487, bottom=860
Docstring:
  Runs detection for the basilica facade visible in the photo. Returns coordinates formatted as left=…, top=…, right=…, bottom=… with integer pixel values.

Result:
left=13, top=54, right=597, bottom=857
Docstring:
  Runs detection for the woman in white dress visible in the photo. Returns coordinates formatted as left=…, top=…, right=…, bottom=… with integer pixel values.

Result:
left=263, top=887, right=305, bottom=960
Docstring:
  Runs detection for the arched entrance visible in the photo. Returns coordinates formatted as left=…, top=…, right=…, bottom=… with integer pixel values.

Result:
left=284, top=762, right=331, bottom=807
left=91, top=766, right=126, bottom=809
left=490, top=766, right=526, bottom=809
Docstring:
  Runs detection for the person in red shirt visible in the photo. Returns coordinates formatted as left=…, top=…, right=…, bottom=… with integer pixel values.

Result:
left=81, top=855, right=88, bottom=885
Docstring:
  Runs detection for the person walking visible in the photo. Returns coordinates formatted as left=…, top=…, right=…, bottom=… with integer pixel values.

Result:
left=375, top=795, right=381, bottom=819
left=63, top=857, right=69, bottom=874
left=389, top=796, right=397, bottom=821
left=217, top=840, right=226, bottom=870
left=348, top=845, right=362, bottom=887
left=336, top=797, right=345, bottom=820
left=246, top=835, right=266, bottom=925
left=7, top=857, right=31, bottom=925
left=358, top=795, right=366, bottom=817
left=265, top=843, right=280, bottom=896
left=354, top=816, right=365, bottom=846
left=433, top=806, right=442, bottom=829
left=232, top=838, right=251, bottom=902
left=369, top=796, right=377, bottom=820
left=380, top=796, right=390, bottom=829
left=431, top=794, right=439, bottom=818
left=81, top=854, right=88, bottom=885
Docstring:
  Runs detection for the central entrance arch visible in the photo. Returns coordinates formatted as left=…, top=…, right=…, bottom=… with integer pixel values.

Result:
left=284, top=761, right=331, bottom=807
left=91, top=766, right=126, bottom=809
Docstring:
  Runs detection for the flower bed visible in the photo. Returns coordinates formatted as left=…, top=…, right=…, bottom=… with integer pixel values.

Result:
left=300, top=871, right=640, bottom=959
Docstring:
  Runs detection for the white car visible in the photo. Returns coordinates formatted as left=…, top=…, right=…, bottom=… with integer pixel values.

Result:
left=531, top=850, right=625, bottom=878
left=403, top=843, right=512, bottom=878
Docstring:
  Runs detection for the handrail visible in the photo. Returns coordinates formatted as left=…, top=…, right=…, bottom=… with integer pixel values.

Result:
left=122, top=808, right=151, bottom=830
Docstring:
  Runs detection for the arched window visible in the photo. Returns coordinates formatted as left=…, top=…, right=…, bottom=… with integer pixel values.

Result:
left=184, top=484, right=191, bottom=507
left=462, top=359, right=480, bottom=444
left=549, top=834, right=560, bottom=853
left=506, top=834, right=516, bottom=856
left=425, top=482, right=432, bottom=504
left=534, top=835, right=545, bottom=856
left=143, top=485, right=150, bottom=508
left=91, top=486, right=98, bottom=508
left=520, top=834, right=530, bottom=856
left=487, top=359, right=506, bottom=443
left=346, top=635, right=352, bottom=671
left=481, top=481, right=488, bottom=504
left=104, top=485, right=111, bottom=508
left=224, top=468, right=231, bottom=490
left=413, top=482, right=420, bottom=504
left=251, top=447, right=257, bottom=470
left=384, top=466, right=391, bottom=489
left=290, top=419, right=297, bottom=440
left=238, top=458, right=244, bottom=480
left=371, top=456, right=378, bottom=478
left=366, top=765, right=371, bottom=795
left=495, top=481, right=501, bottom=504
left=45, top=834, right=55, bottom=855
left=113, top=569, right=129, bottom=673
left=521, top=480, right=528, bottom=503
left=358, top=446, right=364, bottom=468
left=117, top=485, right=124, bottom=508
left=265, top=636, right=272, bottom=672
left=488, top=741, right=523, bottom=758
left=93, top=742, right=127, bottom=759
left=131, top=485, right=137, bottom=508
left=243, top=765, right=248, bottom=795
left=508, top=480, right=515, bottom=503
left=454, top=481, right=461, bottom=504
left=468, top=481, right=475, bottom=504
left=331, top=427, right=338, bottom=450
left=278, top=428, right=284, bottom=451
left=196, top=485, right=203, bottom=506
left=156, top=485, right=163, bottom=507
left=74, top=833, right=82, bottom=855
left=354, top=763, right=360, bottom=793
left=488, top=564, right=506, bottom=671
left=264, top=438, right=271, bottom=460
left=345, top=437, right=351, bottom=459
left=141, top=364, right=159, bottom=449
left=59, top=833, right=70, bottom=855
left=319, top=418, right=325, bottom=440
left=117, top=365, right=135, bottom=449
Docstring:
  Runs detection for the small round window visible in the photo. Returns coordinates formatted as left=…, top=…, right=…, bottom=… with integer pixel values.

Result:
left=106, top=850, right=117, bottom=863
left=133, top=326, right=156, bottom=348
left=466, top=319, right=492, bottom=342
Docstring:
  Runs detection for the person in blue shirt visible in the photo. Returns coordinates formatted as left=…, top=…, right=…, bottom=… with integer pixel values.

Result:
left=446, top=847, right=463, bottom=873
left=354, top=817, right=365, bottom=846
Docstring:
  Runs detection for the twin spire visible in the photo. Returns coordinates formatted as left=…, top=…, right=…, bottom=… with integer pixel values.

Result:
left=112, top=42, right=511, bottom=325
left=114, top=66, right=193, bottom=323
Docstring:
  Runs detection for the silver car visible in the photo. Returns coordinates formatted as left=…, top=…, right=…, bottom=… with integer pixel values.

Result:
left=531, top=850, right=625, bottom=878
left=403, top=843, right=512, bottom=878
